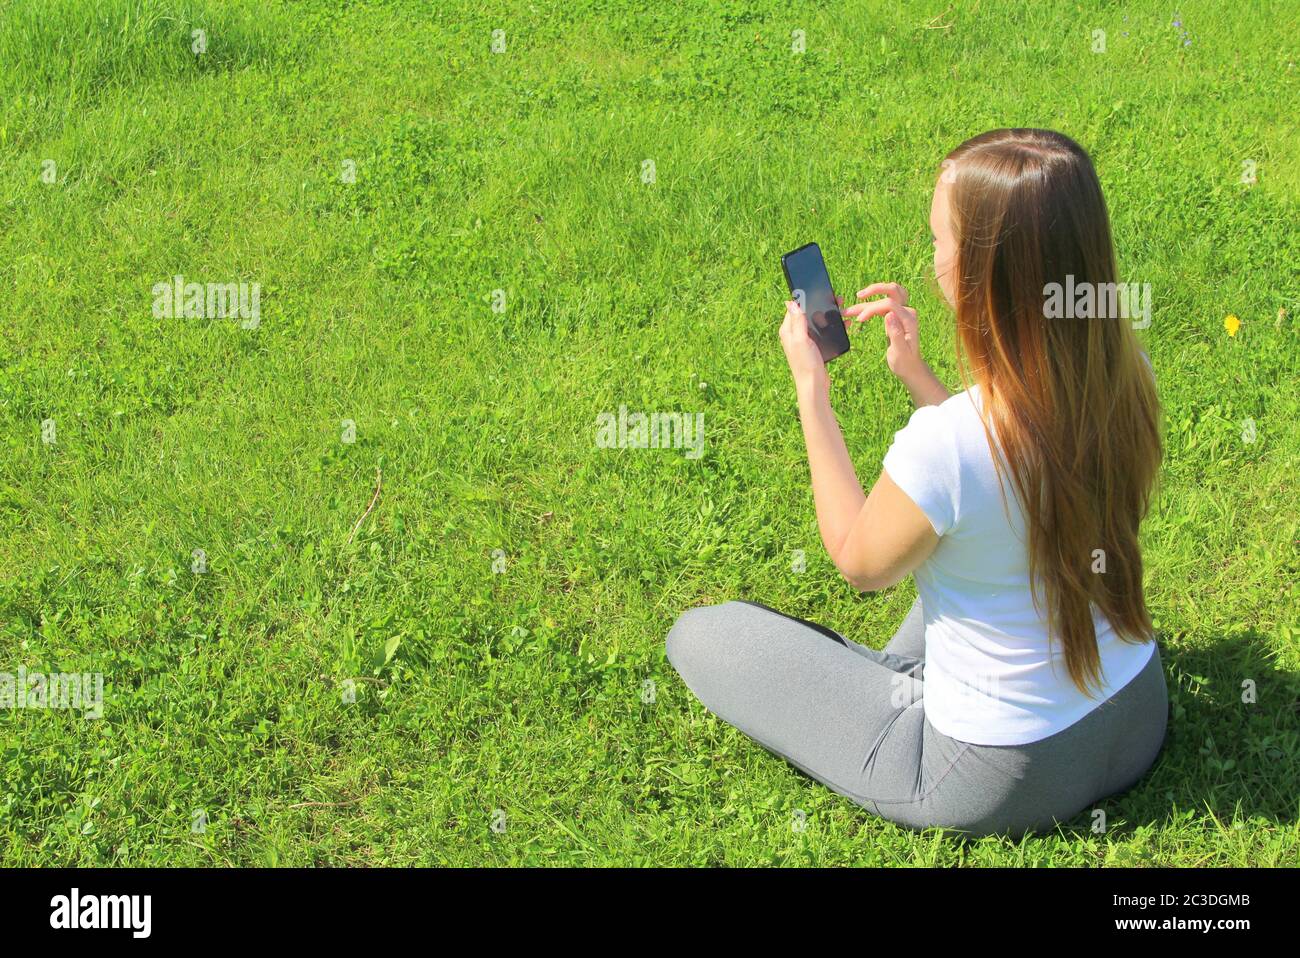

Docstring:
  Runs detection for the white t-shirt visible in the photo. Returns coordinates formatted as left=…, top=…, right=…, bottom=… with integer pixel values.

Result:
left=881, top=385, right=1156, bottom=746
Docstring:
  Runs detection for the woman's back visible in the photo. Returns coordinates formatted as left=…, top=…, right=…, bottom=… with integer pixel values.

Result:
left=883, top=384, right=1156, bottom=746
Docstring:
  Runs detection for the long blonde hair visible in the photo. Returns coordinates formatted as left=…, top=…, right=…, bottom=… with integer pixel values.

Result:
left=941, top=129, right=1162, bottom=696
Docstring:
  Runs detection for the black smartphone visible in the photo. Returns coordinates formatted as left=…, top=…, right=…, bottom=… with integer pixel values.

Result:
left=780, top=242, right=851, bottom=363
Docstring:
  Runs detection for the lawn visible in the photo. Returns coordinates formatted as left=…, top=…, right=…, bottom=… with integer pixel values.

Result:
left=0, top=0, right=1296, bottom=866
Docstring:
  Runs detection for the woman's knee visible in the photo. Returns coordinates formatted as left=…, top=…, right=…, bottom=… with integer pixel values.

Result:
left=665, top=603, right=730, bottom=679
left=667, top=601, right=772, bottom=690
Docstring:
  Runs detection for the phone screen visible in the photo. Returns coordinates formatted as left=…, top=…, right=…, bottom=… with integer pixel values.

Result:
left=781, top=243, right=851, bottom=363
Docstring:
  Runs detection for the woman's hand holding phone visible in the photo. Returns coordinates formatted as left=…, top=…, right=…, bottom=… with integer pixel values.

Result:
left=780, top=297, right=841, bottom=401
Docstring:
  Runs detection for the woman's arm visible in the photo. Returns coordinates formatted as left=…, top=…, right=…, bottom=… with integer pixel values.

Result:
left=899, top=364, right=950, bottom=408
left=794, top=377, right=867, bottom=562
left=781, top=300, right=940, bottom=590
left=794, top=381, right=939, bottom=588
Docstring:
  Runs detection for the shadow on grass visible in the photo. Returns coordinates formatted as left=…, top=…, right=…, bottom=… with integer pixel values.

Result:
left=1022, top=630, right=1299, bottom=845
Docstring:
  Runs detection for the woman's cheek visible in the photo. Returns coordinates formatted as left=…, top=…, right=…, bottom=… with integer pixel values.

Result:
left=935, top=250, right=957, bottom=306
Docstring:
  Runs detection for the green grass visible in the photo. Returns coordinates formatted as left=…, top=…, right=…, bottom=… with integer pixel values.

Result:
left=0, top=0, right=1297, bottom=866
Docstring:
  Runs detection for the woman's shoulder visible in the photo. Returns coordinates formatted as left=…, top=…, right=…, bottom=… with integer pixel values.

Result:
left=917, top=385, right=986, bottom=436
left=890, top=388, right=982, bottom=456
left=913, top=385, right=1006, bottom=478
left=887, top=386, right=1016, bottom=536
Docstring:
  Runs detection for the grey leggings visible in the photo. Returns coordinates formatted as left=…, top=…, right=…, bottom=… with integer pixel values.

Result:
left=666, top=597, right=1168, bottom=837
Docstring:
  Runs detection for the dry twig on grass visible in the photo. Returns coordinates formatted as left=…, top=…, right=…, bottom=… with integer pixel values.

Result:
left=345, top=467, right=382, bottom=546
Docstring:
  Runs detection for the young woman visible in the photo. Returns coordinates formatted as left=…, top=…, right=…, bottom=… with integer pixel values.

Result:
left=666, top=129, right=1167, bottom=838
